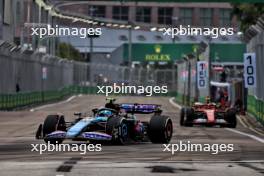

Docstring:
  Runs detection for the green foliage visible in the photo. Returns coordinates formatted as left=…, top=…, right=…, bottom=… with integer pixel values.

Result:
left=231, top=3, right=264, bottom=32
left=56, top=42, right=85, bottom=61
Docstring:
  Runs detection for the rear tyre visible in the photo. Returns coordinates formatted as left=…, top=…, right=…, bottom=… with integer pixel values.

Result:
left=225, top=108, right=237, bottom=128
left=148, top=115, right=173, bottom=144
left=43, top=115, right=66, bottom=144
left=106, top=116, right=128, bottom=145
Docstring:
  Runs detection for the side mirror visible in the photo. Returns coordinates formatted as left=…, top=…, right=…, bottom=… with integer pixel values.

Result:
left=92, top=108, right=98, bottom=115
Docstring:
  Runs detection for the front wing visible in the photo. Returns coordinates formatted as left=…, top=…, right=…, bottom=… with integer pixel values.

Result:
left=191, top=111, right=229, bottom=125
left=42, top=130, right=112, bottom=141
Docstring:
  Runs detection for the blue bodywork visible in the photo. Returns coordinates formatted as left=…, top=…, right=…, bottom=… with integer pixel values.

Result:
left=66, top=116, right=108, bottom=138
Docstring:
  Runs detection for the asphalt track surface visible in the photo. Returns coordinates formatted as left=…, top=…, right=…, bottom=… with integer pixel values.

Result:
left=0, top=95, right=263, bottom=176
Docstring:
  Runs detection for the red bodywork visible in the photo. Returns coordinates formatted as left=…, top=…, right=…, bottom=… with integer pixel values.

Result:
left=191, top=103, right=226, bottom=124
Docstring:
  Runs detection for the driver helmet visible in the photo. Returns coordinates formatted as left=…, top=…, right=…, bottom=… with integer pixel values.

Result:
left=97, top=109, right=113, bottom=117
left=106, top=97, right=116, bottom=104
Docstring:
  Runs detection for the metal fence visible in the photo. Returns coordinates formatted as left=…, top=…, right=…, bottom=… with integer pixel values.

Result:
left=0, top=47, right=74, bottom=93
left=246, top=31, right=264, bottom=125
left=0, top=46, right=179, bottom=109
left=247, top=31, right=264, bottom=100
left=175, top=58, right=209, bottom=105
left=0, top=46, right=179, bottom=94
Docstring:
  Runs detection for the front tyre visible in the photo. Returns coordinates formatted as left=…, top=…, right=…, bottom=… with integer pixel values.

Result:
left=106, top=116, right=128, bottom=145
left=43, top=115, right=66, bottom=144
left=148, top=115, right=173, bottom=144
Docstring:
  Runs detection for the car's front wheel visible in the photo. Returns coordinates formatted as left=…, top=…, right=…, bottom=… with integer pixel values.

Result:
left=43, top=115, right=66, bottom=144
left=106, top=116, right=129, bottom=145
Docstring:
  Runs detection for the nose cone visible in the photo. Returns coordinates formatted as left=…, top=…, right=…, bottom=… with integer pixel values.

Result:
left=66, top=130, right=79, bottom=138
left=66, top=118, right=92, bottom=138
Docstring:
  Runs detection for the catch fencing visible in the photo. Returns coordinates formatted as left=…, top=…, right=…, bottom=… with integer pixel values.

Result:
left=0, top=47, right=178, bottom=93
left=0, top=47, right=74, bottom=93
left=175, top=58, right=208, bottom=105
left=246, top=31, right=264, bottom=125
left=0, top=46, right=178, bottom=110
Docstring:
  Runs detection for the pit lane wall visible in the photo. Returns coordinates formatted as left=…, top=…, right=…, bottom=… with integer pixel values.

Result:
left=246, top=31, right=264, bottom=125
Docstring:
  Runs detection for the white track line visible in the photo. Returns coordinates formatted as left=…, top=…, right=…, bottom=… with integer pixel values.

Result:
left=169, top=97, right=264, bottom=144
left=145, top=160, right=264, bottom=163
left=237, top=115, right=248, bottom=128
left=30, top=95, right=76, bottom=112
left=169, top=97, right=182, bottom=109
left=75, top=160, right=264, bottom=165
left=225, top=128, right=264, bottom=144
left=237, top=115, right=264, bottom=136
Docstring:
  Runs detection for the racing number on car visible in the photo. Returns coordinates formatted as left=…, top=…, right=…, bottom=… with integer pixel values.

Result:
left=244, top=53, right=256, bottom=88
left=197, top=61, right=208, bottom=89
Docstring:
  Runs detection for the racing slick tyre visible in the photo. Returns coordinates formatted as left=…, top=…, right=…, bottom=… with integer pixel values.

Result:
left=106, top=116, right=129, bottom=145
left=35, top=124, right=43, bottom=139
left=148, top=115, right=173, bottom=144
left=180, top=108, right=185, bottom=126
left=225, top=108, right=237, bottom=128
left=180, top=108, right=194, bottom=127
left=43, top=115, right=66, bottom=144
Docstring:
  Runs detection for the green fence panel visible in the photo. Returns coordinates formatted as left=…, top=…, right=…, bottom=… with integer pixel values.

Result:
left=0, top=95, right=2, bottom=109
left=247, top=95, right=264, bottom=125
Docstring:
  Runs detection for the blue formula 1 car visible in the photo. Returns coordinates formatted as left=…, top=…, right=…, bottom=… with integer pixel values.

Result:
left=35, top=100, right=173, bottom=144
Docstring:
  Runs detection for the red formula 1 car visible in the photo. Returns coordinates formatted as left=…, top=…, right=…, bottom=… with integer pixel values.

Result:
left=180, top=102, right=237, bottom=128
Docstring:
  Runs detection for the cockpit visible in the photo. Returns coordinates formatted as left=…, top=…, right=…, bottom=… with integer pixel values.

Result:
left=95, top=108, right=117, bottom=118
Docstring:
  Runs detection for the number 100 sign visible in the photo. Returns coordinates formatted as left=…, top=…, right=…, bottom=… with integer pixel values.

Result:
left=197, top=61, right=208, bottom=89
left=244, top=53, right=256, bottom=88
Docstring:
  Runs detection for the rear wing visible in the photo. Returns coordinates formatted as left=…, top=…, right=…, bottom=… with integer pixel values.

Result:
left=120, top=103, right=162, bottom=114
